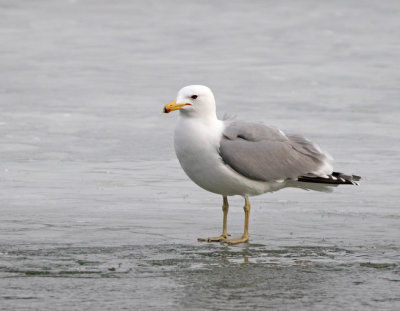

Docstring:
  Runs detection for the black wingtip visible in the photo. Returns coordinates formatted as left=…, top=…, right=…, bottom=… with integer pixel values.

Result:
left=298, top=172, right=361, bottom=185
left=352, top=175, right=361, bottom=181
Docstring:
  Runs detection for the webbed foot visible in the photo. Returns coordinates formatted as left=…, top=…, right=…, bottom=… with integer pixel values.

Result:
left=197, top=234, right=230, bottom=242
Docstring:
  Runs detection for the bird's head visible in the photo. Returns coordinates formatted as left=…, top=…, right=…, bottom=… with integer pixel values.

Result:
left=163, top=85, right=216, bottom=118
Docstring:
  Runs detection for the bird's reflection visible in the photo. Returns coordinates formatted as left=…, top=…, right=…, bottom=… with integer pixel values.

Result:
left=213, top=243, right=252, bottom=266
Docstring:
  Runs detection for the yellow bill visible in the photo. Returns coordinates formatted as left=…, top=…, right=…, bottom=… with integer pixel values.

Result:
left=163, top=100, right=191, bottom=113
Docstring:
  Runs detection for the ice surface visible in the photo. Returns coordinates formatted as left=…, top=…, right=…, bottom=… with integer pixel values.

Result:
left=1, top=0, right=399, bottom=310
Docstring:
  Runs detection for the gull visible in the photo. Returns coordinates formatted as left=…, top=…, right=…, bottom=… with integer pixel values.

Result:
left=163, top=85, right=360, bottom=244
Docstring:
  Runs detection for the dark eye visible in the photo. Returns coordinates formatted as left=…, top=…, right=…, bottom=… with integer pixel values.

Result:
left=191, top=95, right=198, bottom=99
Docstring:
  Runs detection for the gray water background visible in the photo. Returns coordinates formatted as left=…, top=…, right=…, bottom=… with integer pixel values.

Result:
left=1, top=0, right=400, bottom=310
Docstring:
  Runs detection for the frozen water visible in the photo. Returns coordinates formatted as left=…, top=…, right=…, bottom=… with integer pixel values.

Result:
left=1, top=0, right=400, bottom=310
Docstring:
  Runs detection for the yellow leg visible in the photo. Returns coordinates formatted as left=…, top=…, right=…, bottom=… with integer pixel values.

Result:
left=222, top=196, right=251, bottom=244
left=198, top=196, right=230, bottom=242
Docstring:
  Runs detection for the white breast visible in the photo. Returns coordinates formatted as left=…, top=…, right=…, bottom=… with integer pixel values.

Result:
left=174, top=117, right=286, bottom=196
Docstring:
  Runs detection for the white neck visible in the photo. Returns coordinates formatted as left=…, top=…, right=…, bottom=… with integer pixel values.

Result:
left=179, top=109, right=218, bottom=125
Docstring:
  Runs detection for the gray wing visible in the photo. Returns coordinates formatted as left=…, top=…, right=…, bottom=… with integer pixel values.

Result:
left=219, top=121, right=333, bottom=182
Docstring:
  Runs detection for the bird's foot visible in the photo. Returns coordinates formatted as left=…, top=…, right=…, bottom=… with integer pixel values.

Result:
left=197, top=234, right=230, bottom=242
left=221, top=235, right=249, bottom=244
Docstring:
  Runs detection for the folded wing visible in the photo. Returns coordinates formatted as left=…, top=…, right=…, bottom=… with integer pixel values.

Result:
left=219, top=121, right=333, bottom=182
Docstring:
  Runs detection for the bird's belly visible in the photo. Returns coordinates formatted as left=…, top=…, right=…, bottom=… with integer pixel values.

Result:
left=176, top=144, right=236, bottom=194
left=174, top=122, right=285, bottom=196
